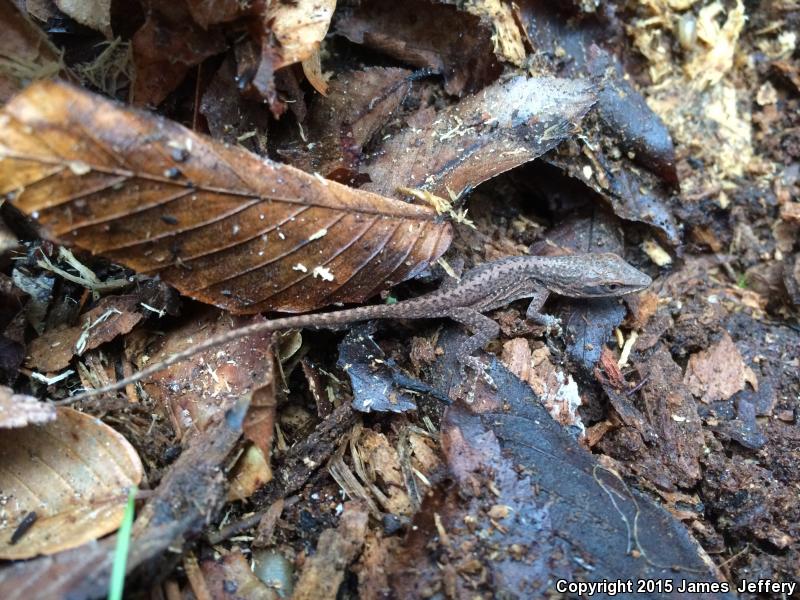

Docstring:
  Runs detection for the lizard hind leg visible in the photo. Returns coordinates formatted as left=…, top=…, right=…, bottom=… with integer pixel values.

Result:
left=447, top=307, right=500, bottom=394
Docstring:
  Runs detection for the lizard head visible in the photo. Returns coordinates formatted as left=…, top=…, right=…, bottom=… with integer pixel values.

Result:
left=548, top=253, right=652, bottom=298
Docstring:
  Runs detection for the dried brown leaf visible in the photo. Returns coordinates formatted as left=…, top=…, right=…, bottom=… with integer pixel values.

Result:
left=131, top=7, right=225, bottom=106
left=141, top=309, right=274, bottom=436
left=277, top=67, right=412, bottom=181
left=0, top=406, right=143, bottom=559
left=336, top=0, right=501, bottom=96
left=0, top=385, right=56, bottom=428
left=0, top=0, right=63, bottom=103
left=185, top=0, right=250, bottom=28
left=25, top=294, right=143, bottom=373
left=0, top=81, right=452, bottom=314
left=683, top=331, right=757, bottom=403
left=202, top=549, right=278, bottom=600
left=200, top=56, right=270, bottom=155
left=361, top=76, right=596, bottom=198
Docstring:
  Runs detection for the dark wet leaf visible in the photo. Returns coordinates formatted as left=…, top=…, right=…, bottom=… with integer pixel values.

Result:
left=546, top=146, right=681, bottom=246
left=515, top=3, right=680, bottom=245
left=338, top=323, right=417, bottom=414
left=384, top=328, right=730, bottom=598
left=599, top=345, right=703, bottom=491
left=200, top=57, right=270, bottom=156
left=0, top=337, right=24, bottom=379
left=529, top=208, right=625, bottom=257
left=517, top=2, right=678, bottom=184
left=717, top=396, right=766, bottom=450
left=565, top=298, right=626, bottom=373
left=11, top=268, right=54, bottom=335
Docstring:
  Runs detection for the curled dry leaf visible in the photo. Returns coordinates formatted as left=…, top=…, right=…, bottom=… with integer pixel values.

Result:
left=0, top=81, right=452, bottom=314
left=244, top=0, right=335, bottom=108
left=266, top=0, right=336, bottom=70
left=0, top=406, right=143, bottom=559
left=362, top=76, right=597, bottom=198
left=0, top=385, right=56, bottom=428
left=55, top=0, right=111, bottom=38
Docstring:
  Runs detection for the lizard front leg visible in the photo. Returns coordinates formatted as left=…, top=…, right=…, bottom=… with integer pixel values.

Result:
left=525, top=288, right=562, bottom=335
left=447, top=307, right=500, bottom=390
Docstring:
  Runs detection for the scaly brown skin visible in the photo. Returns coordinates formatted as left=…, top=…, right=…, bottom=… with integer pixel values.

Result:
left=60, top=252, right=651, bottom=403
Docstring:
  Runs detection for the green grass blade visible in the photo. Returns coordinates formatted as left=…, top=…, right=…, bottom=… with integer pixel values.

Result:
left=108, top=486, right=137, bottom=600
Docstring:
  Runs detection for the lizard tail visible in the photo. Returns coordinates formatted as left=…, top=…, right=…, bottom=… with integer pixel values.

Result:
left=56, top=303, right=399, bottom=404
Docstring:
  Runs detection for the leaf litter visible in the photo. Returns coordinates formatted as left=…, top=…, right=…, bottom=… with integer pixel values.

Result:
left=0, top=0, right=798, bottom=598
left=0, top=406, right=143, bottom=560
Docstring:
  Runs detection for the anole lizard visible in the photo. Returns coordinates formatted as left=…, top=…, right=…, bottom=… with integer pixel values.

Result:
left=61, top=252, right=651, bottom=403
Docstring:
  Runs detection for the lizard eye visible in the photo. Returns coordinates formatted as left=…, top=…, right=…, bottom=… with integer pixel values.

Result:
left=607, top=283, right=620, bottom=291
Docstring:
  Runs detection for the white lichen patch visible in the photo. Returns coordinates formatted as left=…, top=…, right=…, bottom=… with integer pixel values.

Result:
left=308, top=228, right=328, bottom=241
left=312, top=266, right=334, bottom=281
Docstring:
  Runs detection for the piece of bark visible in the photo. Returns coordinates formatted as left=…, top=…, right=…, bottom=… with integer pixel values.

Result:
left=292, top=503, right=369, bottom=600
left=0, top=385, right=56, bottom=428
